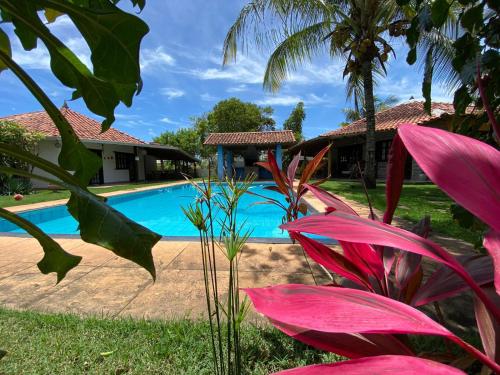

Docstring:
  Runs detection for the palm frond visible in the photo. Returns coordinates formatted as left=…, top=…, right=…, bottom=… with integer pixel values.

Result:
left=263, top=21, right=333, bottom=91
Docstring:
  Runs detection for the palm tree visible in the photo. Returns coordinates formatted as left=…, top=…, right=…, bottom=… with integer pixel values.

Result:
left=223, top=0, right=456, bottom=188
left=342, top=95, right=399, bottom=125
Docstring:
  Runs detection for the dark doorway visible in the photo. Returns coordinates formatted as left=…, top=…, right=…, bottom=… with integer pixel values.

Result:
left=89, top=149, right=104, bottom=185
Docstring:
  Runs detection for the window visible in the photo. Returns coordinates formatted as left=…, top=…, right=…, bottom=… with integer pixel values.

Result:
left=376, top=140, right=392, bottom=162
left=115, top=152, right=133, bottom=170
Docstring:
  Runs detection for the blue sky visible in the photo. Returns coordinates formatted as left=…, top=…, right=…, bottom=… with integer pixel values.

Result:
left=0, top=1, right=454, bottom=141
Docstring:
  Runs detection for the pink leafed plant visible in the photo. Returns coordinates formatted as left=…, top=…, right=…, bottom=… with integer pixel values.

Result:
left=245, top=124, right=500, bottom=373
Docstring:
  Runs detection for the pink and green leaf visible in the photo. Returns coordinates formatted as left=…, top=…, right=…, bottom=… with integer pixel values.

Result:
left=245, top=284, right=500, bottom=373
left=298, top=145, right=330, bottom=192
left=281, top=212, right=500, bottom=318
left=474, top=287, right=499, bottom=363
left=383, top=133, right=408, bottom=224
left=272, top=320, right=414, bottom=359
left=303, top=184, right=358, bottom=216
left=483, top=229, right=500, bottom=295
left=274, top=355, right=467, bottom=374
left=290, top=232, right=372, bottom=291
left=412, top=255, right=494, bottom=306
left=398, top=125, right=500, bottom=232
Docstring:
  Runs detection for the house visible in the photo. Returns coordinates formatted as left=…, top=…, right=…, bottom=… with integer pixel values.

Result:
left=289, top=101, right=461, bottom=181
left=0, top=105, right=198, bottom=188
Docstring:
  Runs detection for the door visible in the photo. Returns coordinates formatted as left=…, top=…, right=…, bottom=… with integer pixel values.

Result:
left=89, top=149, right=104, bottom=185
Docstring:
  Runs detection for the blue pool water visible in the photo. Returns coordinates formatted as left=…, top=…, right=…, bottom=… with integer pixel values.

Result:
left=0, top=183, right=297, bottom=239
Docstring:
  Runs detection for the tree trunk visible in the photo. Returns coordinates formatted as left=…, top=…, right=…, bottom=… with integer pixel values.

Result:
left=361, top=60, right=377, bottom=189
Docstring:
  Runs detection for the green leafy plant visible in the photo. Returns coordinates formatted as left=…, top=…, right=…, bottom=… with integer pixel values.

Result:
left=183, top=173, right=255, bottom=375
left=0, top=121, right=44, bottom=196
left=401, top=0, right=499, bottom=142
left=0, top=2, right=160, bottom=281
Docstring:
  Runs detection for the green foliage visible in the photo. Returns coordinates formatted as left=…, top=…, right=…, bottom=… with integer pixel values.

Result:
left=404, top=0, right=500, bottom=140
left=184, top=175, right=256, bottom=374
left=154, top=128, right=201, bottom=157
left=207, top=98, right=275, bottom=133
left=0, top=0, right=160, bottom=284
left=0, top=121, right=43, bottom=195
left=341, top=95, right=398, bottom=125
left=283, top=101, right=305, bottom=142
left=0, top=308, right=341, bottom=374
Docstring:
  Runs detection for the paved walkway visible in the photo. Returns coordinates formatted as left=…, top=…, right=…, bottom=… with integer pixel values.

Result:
left=0, top=182, right=475, bottom=319
left=0, top=237, right=326, bottom=318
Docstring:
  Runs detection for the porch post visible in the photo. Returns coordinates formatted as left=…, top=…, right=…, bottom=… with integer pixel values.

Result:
left=217, top=144, right=225, bottom=180
left=275, top=144, right=283, bottom=170
left=225, top=149, right=233, bottom=179
left=327, top=142, right=333, bottom=178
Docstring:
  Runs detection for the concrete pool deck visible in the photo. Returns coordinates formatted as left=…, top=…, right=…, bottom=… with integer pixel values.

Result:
left=0, top=180, right=331, bottom=318
left=0, top=237, right=327, bottom=318
left=0, top=180, right=476, bottom=318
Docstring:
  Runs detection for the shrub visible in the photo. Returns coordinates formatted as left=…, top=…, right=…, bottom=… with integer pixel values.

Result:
left=245, top=125, right=499, bottom=374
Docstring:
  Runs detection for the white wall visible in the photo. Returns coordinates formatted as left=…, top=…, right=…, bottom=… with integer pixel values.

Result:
left=31, top=140, right=145, bottom=188
left=31, top=140, right=60, bottom=188
left=101, top=144, right=134, bottom=184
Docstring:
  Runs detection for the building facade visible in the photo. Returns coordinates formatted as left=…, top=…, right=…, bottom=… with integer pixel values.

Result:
left=1, top=106, right=198, bottom=188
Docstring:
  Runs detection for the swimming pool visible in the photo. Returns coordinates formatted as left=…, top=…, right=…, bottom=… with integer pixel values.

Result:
left=0, top=183, right=298, bottom=240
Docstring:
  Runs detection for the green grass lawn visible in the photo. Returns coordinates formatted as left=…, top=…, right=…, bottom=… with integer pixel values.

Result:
left=0, top=308, right=339, bottom=375
left=0, top=181, right=184, bottom=208
left=321, top=181, right=482, bottom=247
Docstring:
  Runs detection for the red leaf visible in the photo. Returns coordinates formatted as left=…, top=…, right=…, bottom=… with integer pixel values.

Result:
left=290, top=232, right=373, bottom=291
left=245, top=285, right=500, bottom=373
left=298, top=145, right=330, bottom=192
left=412, top=255, right=494, bottom=306
left=272, top=320, right=414, bottom=359
left=303, top=184, right=358, bottom=216
left=274, top=355, right=467, bottom=374
left=281, top=212, right=500, bottom=318
left=483, top=229, right=500, bottom=295
left=474, top=287, right=500, bottom=363
left=398, top=125, right=500, bottom=232
left=395, top=251, right=422, bottom=291
left=287, top=152, right=301, bottom=185
left=339, top=241, right=384, bottom=281
left=246, top=284, right=451, bottom=336
left=383, top=133, right=408, bottom=224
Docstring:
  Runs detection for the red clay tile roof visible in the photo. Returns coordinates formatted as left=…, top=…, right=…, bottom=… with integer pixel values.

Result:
left=204, top=130, right=296, bottom=146
left=0, top=107, right=145, bottom=145
left=322, top=101, right=455, bottom=138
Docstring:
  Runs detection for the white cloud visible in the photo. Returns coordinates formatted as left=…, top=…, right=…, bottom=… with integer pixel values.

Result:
left=189, top=51, right=345, bottom=88
left=256, top=93, right=331, bottom=106
left=160, top=87, right=185, bottom=99
left=141, top=47, right=176, bottom=72
left=12, top=43, right=51, bottom=70
left=160, top=116, right=181, bottom=125
left=227, top=84, right=248, bottom=93
left=191, top=54, right=264, bottom=84
left=200, top=93, right=218, bottom=102
left=377, top=77, right=453, bottom=103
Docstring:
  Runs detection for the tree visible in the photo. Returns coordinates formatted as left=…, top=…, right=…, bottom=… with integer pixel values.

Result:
left=340, top=95, right=399, bottom=126
left=223, top=0, right=456, bottom=188
left=0, top=121, right=44, bottom=194
left=207, top=98, right=275, bottom=133
left=154, top=128, right=201, bottom=157
left=402, top=0, right=500, bottom=143
left=283, top=102, right=305, bottom=141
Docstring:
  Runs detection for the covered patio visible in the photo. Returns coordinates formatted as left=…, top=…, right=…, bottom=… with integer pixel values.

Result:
left=203, top=131, right=296, bottom=180
left=142, top=143, right=199, bottom=180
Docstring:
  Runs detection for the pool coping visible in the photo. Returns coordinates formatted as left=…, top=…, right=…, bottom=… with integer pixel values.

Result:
left=0, top=180, right=330, bottom=244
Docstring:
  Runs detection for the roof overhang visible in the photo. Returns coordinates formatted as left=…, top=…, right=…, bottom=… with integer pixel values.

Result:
left=43, top=136, right=199, bottom=162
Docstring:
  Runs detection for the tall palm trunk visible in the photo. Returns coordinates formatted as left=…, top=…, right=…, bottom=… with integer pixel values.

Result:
left=361, top=60, right=377, bottom=189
